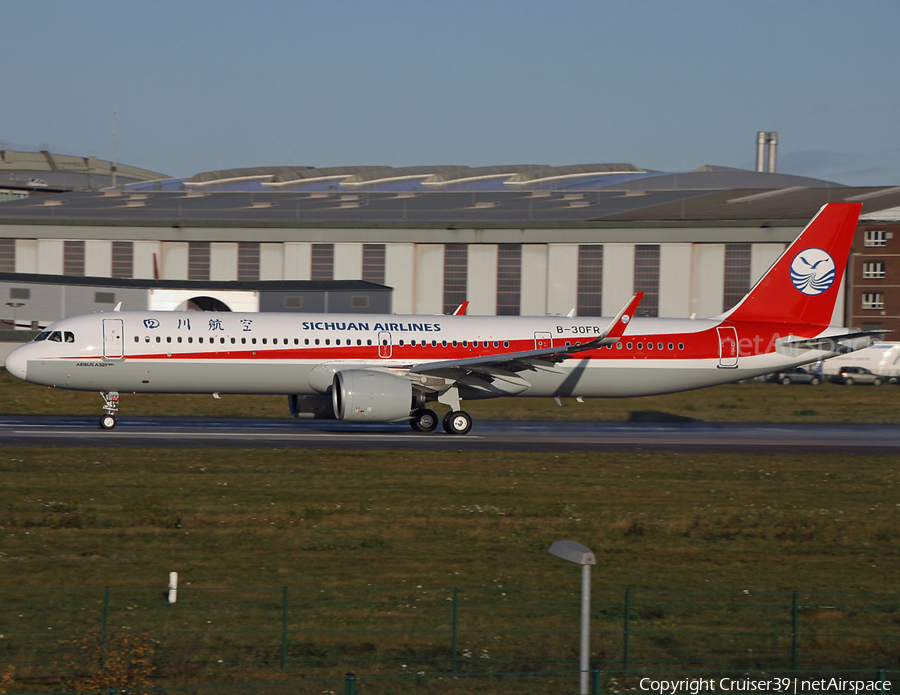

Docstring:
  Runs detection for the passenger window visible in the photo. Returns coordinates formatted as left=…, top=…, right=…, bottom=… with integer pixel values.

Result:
left=294, top=339, right=299, bottom=345
left=398, top=340, right=404, bottom=346
left=493, top=341, right=499, bottom=348
left=156, top=336, right=161, bottom=343
left=178, top=337, right=183, bottom=343
left=252, top=338, right=257, bottom=345
left=262, top=338, right=268, bottom=345
left=188, top=337, right=193, bottom=343
left=503, top=341, right=509, bottom=348
left=242, top=338, right=247, bottom=344
left=647, top=343, right=653, bottom=350
left=637, top=342, right=644, bottom=350
left=304, top=339, right=309, bottom=345
left=658, top=342, right=663, bottom=350
left=357, top=339, right=362, bottom=346
left=462, top=341, right=468, bottom=347
left=627, top=342, right=633, bottom=349
left=367, top=339, right=372, bottom=346
left=134, top=336, right=139, bottom=343
left=231, top=337, right=236, bottom=344
left=667, top=343, right=674, bottom=350
left=616, top=343, right=623, bottom=350
left=324, top=339, right=330, bottom=345
left=314, top=339, right=319, bottom=345
left=678, top=343, right=684, bottom=350
left=145, top=336, right=150, bottom=343
left=442, top=340, right=447, bottom=348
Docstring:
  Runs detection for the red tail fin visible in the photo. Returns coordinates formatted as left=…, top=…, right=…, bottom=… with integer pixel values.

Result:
left=723, top=202, right=861, bottom=326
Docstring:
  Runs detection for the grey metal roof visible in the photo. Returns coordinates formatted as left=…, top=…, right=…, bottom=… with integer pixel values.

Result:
left=0, top=149, right=168, bottom=191
left=1, top=165, right=898, bottom=227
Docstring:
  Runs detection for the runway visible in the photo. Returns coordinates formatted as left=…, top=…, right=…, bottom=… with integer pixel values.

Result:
left=0, top=415, right=897, bottom=454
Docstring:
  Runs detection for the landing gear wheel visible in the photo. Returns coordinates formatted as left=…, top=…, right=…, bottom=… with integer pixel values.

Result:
left=99, top=415, right=117, bottom=430
left=410, top=408, right=439, bottom=433
left=780, top=377, right=792, bottom=385
left=442, top=410, right=472, bottom=435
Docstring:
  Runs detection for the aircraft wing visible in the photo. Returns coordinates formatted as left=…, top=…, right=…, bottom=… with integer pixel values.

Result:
left=409, top=293, right=643, bottom=379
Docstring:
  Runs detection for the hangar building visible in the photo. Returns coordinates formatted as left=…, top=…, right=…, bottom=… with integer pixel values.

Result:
left=1, top=156, right=900, bottom=334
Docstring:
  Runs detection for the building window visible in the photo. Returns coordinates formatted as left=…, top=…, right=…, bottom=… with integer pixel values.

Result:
left=864, top=230, right=888, bottom=247
left=9, top=288, right=30, bottom=300
left=111, top=241, right=133, bottom=278
left=238, top=242, right=260, bottom=281
left=284, top=296, right=303, bottom=309
left=0, top=239, right=14, bottom=272
left=723, top=243, right=752, bottom=311
left=188, top=242, right=210, bottom=281
left=862, top=261, right=886, bottom=279
left=633, top=244, right=660, bottom=317
left=577, top=245, right=603, bottom=317
left=351, top=295, right=370, bottom=309
left=862, top=293, right=884, bottom=310
left=362, top=244, right=386, bottom=284
left=95, top=292, right=116, bottom=304
left=64, top=240, right=85, bottom=276
left=496, top=244, right=522, bottom=316
left=443, top=244, right=468, bottom=314
left=311, top=244, right=334, bottom=281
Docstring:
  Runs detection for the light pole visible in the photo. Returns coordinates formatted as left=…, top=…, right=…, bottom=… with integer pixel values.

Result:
left=549, top=540, right=595, bottom=695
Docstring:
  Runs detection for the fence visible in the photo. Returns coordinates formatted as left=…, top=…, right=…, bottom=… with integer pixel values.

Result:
left=0, top=587, right=896, bottom=693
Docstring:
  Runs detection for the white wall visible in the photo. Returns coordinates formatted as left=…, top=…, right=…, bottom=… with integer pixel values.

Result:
left=546, top=244, right=578, bottom=315
left=602, top=244, right=635, bottom=316
left=691, top=244, right=726, bottom=318
left=84, top=240, right=111, bottom=277
left=210, top=243, right=238, bottom=281
left=334, top=243, right=363, bottom=280
left=659, top=244, right=692, bottom=317
left=36, top=240, right=63, bottom=275
left=413, top=245, right=444, bottom=315
left=385, top=244, right=415, bottom=314
left=521, top=244, right=548, bottom=315
left=467, top=245, right=498, bottom=316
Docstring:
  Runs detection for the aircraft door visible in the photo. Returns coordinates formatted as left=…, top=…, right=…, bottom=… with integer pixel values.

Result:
left=103, top=319, right=125, bottom=360
left=717, top=326, right=738, bottom=368
left=534, top=331, right=553, bottom=350
left=377, top=331, right=392, bottom=358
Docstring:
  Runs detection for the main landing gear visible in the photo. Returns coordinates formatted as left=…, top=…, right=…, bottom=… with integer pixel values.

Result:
left=99, top=391, right=119, bottom=430
left=409, top=407, right=473, bottom=435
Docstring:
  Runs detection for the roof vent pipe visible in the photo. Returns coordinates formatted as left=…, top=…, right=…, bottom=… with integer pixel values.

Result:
left=766, top=132, right=778, bottom=173
left=756, top=131, right=767, bottom=172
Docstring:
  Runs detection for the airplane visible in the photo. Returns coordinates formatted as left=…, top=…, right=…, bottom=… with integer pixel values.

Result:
left=3, top=202, right=877, bottom=434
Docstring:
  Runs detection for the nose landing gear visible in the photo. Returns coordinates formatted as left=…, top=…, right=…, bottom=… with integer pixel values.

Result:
left=99, top=391, right=119, bottom=430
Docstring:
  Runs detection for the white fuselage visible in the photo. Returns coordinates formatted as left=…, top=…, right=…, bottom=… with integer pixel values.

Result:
left=4, top=310, right=855, bottom=399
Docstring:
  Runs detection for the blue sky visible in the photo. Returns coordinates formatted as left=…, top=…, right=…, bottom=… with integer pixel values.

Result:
left=2, top=1, right=898, bottom=185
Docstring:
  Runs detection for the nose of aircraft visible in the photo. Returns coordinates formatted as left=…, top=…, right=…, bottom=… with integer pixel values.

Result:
left=4, top=345, right=28, bottom=381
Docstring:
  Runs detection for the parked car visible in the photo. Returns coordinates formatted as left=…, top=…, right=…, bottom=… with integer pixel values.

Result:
left=830, top=366, right=886, bottom=386
left=766, top=367, right=822, bottom=385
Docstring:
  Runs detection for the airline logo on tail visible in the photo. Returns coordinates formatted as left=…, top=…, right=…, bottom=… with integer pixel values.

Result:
left=790, top=248, right=836, bottom=296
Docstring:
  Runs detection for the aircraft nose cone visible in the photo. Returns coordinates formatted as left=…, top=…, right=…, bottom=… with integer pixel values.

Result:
left=4, top=346, right=27, bottom=381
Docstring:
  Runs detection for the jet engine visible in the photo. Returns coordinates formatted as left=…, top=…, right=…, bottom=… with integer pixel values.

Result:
left=288, top=394, right=336, bottom=419
left=332, top=370, right=423, bottom=422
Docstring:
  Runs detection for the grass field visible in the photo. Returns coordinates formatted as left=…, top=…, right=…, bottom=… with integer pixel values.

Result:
left=0, top=370, right=897, bottom=690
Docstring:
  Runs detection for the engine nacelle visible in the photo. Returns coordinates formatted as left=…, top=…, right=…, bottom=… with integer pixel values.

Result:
left=288, top=394, right=336, bottom=419
left=332, top=370, right=420, bottom=422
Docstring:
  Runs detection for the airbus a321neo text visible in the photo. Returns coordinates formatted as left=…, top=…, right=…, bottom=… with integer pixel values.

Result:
left=4, top=203, right=876, bottom=434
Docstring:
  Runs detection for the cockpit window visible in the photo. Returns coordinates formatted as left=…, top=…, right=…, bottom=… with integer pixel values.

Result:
left=64, top=332, right=75, bottom=343
left=34, top=331, right=51, bottom=342
left=48, top=331, right=62, bottom=343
